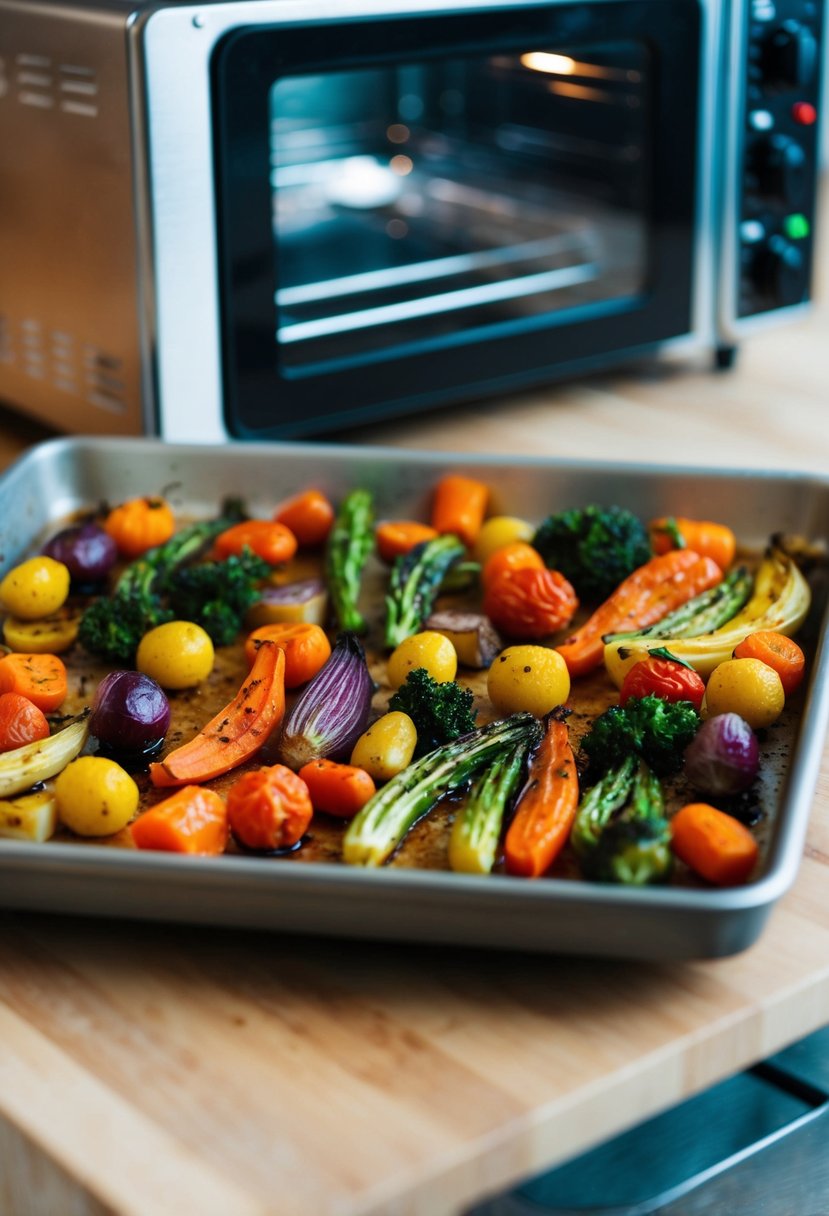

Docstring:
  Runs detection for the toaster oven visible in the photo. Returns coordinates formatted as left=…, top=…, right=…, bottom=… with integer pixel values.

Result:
left=0, top=0, right=824, bottom=442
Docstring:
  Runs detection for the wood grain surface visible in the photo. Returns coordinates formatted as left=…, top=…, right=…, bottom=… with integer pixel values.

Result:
left=0, top=206, right=827, bottom=1216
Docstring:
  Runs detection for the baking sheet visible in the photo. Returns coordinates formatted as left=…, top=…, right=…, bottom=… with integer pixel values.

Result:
left=0, top=436, right=827, bottom=959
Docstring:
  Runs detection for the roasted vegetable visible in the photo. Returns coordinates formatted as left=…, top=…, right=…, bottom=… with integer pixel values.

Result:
left=650, top=516, right=737, bottom=570
left=503, top=708, right=579, bottom=878
left=571, top=756, right=673, bottom=885
left=580, top=693, right=700, bottom=781
left=430, top=474, right=489, bottom=547
left=618, top=649, right=706, bottom=713
left=603, top=545, right=811, bottom=683
left=78, top=503, right=244, bottom=664
left=533, top=504, right=652, bottom=601
left=246, top=578, right=328, bottom=627
left=0, top=716, right=89, bottom=799
left=163, top=550, right=270, bottom=646
left=384, top=533, right=465, bottom=648
left=388, top=667, right=477, bottom=757
left=670, top=801, right=759, bottom=885
left=325, top=489, right=374, bottom=634
left=604, top=565, right=754, bottom=645
left=42, top=521, right=117, bottom=585
left=343, top=713, right=539, bottom=866
left=424, top=610, right=503, bottom=669
left=0, top=789, right=58, bottom=842
left=279, top=633, right=374, bottom=770
left=449, top=730, right=539, bottom=874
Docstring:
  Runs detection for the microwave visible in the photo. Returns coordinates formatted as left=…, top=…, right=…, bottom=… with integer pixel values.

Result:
left=0, top=0, right=824, bottom=443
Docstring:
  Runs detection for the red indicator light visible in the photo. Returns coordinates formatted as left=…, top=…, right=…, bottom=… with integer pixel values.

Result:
left=792, top=102, right=817, bottom=126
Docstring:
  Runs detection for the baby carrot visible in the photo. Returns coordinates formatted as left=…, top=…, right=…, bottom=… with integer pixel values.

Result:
left=0, top=652, right=68, bottom=713
left=650, top=516, right=737, bottom=571
left=244, top=622, right=331, bottom=688
left=131, top=785, right=228, bottom=855
left=298, top=758, right=377, bottom=819
left=375, top=520, right=439, bottom=563
left=670, top=802, right=759, bottom=885
left=504, top=712, right=579, bottom=877
left=555, top=550, right=722, bottom=677
left=213, top=520, right=297, bottom=566
left=273, top=489, right=335, bottom=548
left=430, top=474, right=489, bottom=547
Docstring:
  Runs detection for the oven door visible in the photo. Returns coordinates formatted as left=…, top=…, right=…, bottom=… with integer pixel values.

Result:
left=209, top=0, right=702, bottom=438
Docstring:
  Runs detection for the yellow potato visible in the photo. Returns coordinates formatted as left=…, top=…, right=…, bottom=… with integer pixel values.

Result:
left=350, top=712, right=418, bottom=782
left=55, top=757, right=139, bottom=837
left=487, top=645, right=570, bottom=717
left=136, top=621, right=215, bottom=689
left=473, top=516, right=534, bottom=564
left=703, top=658, right=784, bottom=729
left=387, top=631, right=457, bottom=689
left=0, top=556, right=70, bottom=621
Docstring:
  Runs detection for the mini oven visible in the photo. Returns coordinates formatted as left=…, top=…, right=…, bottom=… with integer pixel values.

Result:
left=0, top=0, right=824, bottom=442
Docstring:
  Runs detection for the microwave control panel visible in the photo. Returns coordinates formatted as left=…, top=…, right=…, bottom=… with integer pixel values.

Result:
left=738, top=0, right=825, bottom=316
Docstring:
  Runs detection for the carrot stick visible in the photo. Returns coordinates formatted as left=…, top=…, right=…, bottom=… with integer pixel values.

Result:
left=650, top=516, right=737, bottom=571
left=375, top=520, right=439, bottom=563
left=430, top=475, right=489, bottom=547
left=149, top=642, right=286, bottom=787
left=555, top=550, right=723, bottom=677
left=504, top=712, right=579, bottom=877
left=0, top=652, right=68, bottom=713
left=670, top=801, right=759, bottom=885
left=298, top=758, right=377, bottom=819
left=131, top=785, right=228, bottom=855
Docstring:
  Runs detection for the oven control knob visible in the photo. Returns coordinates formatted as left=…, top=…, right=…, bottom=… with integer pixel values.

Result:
left=754, top=134, right=808, bottom=207
left=762, top=20, right=818, bottom=90
left=752, top=236, right=808, bottom=306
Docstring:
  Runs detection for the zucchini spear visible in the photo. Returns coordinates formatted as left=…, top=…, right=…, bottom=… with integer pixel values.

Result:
left=325, top=489, right=374, bottom=634
left=0, top=717, right=89, bottom=799
left=384, top=534, right=466, bottom=649
left=343, top=713, right=540, bottom=867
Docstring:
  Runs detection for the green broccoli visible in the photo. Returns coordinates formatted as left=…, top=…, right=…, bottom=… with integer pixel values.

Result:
left=532, top=504, right=651, bottom=601
left=571, top=756, right=673, bottom=885
left=579, top=693, right=700, bottom=781
left=77, top=504, right=246, bottom=664
left=163, top=550, right=270, bottom=647
left=388, top=667, right=477, bottom=757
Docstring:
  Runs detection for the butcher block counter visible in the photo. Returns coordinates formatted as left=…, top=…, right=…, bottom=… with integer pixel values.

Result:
left=1, top=251, right=828, bottom=1215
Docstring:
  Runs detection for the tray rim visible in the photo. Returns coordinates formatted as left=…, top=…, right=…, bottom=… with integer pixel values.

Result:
left=1, top=435, right=828, bottom=954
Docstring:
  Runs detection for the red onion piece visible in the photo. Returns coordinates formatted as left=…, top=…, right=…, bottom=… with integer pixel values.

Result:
left=683, top=712, right=760, bottom=796
left=280, top=633, right=373, bottom=769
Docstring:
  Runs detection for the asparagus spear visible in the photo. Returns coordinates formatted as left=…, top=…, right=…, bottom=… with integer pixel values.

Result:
left=605, top=565, right=753, bottom=644
left=448, top=733, right=539, bottom=874
left=384, top=534, right=466, bottom=649
left=325, top=489, right=374, bottom=634
left=343, top=713, right=540, bottom=866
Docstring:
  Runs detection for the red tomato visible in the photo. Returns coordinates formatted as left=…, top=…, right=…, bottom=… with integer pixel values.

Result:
left=226, top=764, right=313, bottom=851
left=0, top=692, right=50, bottom=752
left=619, top=655, right=705, bottom=711
left=213, top=520, right=297, bottom=566
left=483, top=567, right=578, bottom=640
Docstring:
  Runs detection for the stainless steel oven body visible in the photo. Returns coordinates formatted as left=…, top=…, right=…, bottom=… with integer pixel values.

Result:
left=0, top=0, right=824, bottom=441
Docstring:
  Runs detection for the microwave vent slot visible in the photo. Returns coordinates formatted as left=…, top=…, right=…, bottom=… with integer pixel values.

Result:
left=85, top=349, right=126, bottom=413
left=11, top=55, right=99, bottom=117
left=0, top=315, right=12, bottom=366
left=20, top=319, right=45, bottom=380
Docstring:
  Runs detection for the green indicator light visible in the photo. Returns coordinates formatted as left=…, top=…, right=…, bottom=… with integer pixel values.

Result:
left=784, top=214, right=810, bottom=240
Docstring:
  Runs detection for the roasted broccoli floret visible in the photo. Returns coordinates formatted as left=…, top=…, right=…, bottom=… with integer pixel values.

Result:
left=163, top=550, right=270, bottom=647
left=385, top=534, right=466, bottom=649
left=580, top=693, right=700, bottom=780
left=78, top=502, right=247, bottom=663
left=388, top=667, right=477, bottom=757
left=532, top=504, right=651, bottom=601
left=571, top=756, right=673, bottom=885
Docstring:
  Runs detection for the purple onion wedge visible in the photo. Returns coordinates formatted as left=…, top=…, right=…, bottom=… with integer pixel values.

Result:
left=280, top=633, right=373, bottom=769
left=246, top=578, right=328, bottom=627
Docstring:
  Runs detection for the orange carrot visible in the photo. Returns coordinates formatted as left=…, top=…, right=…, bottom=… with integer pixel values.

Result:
left=375, top=520, right=439, bottom=563
left=733, top=630, right=806, bottom=695
left=213, top=520, right=297, bottom=566
left=650, top=516, right=736, bottom=571
left=430, top=474, right=489, bottom=547
left=243, top=622, right=331, bottom=687
left=555, top=550, right=723, bottom=677
left=104, top=496, right=175, bottom=559
left=273, top=489, right=335, bottom=548
left=298, top=758, right=376, bottom=819
left=227, top=764, right=313, bottom=850
left=131, top=786, right=228, bottom=855
left=504, top=713, right=579, bottom=877
left=481, top=541, right=545, bottom=589
left=670, top=802, right=759, bottom=885
left=0, top=652, right=68, bottom=712
left=149, top=642, right=286, bottom=788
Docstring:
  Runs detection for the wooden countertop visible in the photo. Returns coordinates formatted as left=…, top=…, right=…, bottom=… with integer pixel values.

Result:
left=1, top=250, right=828, bottom=1216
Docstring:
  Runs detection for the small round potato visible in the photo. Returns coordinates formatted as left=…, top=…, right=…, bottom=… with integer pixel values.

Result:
left=473, top=516, right=534, bottom=564
left=136, top=620, right=215, bottom=689
left=387, top=631, right=457, bottom=689
left=350, top=711, right=418, bottom=782
left=0, top=556, right=70, bottom=621
left=703, top=657, right=784, bottom=729
left=55, top=756, right=139, bottom=837
left=487, top=645, right=571, bottom=717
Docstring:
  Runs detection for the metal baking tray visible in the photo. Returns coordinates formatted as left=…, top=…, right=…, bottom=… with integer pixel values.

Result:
left=0, top=436, right=827, bottom=960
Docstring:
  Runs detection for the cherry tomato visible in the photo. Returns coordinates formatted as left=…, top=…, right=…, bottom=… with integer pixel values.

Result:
left=483, top=567, right=578, bottom=640
left=213, top=520, right=297, bottom=566
left=619, top=654, right=705, bottom=712
left=0, top=692, right=50, bottom=752
left=226, top=764, right=313, bottom=851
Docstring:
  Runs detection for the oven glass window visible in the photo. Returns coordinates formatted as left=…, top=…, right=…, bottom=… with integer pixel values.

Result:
left=269, top=44, right=649, bottom=376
